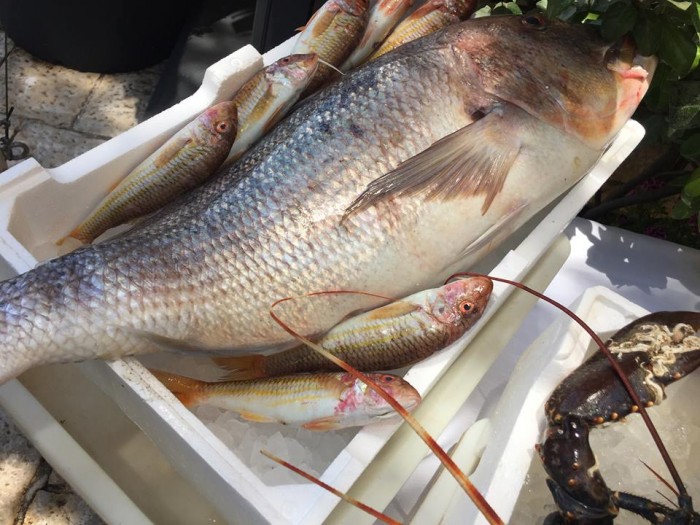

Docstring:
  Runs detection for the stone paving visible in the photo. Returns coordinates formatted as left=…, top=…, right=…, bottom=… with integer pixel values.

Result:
left=0, top=32, right=162, bottom=524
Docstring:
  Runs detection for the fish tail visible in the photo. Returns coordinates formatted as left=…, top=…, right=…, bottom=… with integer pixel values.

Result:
left=149, top=369, right=206, bottom=406
left=212, top=355, right=267, bottom=381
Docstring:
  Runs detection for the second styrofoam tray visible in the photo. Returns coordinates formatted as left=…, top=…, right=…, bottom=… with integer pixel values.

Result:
left=440, top=287, right=650, bottom=524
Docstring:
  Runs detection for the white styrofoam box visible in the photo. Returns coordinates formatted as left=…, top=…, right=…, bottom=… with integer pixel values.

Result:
left=0, top=33, right=646, bottom=524
left=434, top=287, right=650, bottom=525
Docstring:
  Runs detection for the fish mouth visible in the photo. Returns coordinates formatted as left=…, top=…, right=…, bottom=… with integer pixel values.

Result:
left=605, top=36, right=657, bottom=81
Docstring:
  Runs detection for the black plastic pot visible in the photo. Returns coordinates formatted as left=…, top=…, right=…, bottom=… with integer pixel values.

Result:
left=0, top=0, right=193, bottom=73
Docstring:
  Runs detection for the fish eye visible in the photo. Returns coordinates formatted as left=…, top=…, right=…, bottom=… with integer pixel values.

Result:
left=522, top=14, right=547, bottom=30
left=382, top=375, right=395, bottom=383
left=459, top=301, right=474, bottom=315
left=216, top=122, right=229, bottom=133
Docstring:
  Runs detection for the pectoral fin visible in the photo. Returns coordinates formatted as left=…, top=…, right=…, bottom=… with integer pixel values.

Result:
left=366, top=300, right=420, bottom=320
left=344, top=105, right=521, bottom=218
left=152, top=136, right=194, bottom=169
left=239, top=410, right=278, bottom=423
left=302, top=415, right=345, bottom=431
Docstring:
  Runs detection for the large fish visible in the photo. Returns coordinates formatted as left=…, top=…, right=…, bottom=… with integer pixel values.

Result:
left=0, top=16, right=656, bottom=384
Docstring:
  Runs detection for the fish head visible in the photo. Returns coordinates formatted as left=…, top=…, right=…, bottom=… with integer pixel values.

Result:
left=449, top=15, right=656, bottom=150
left=442, top=0, right=476, bottom=18
left=266, top=53, right=320, bottom=89
left=357, top=373, right=421, bottom=417
left=334, top=0, right=369, bottom=17
left=427, top=277, right=493, bottom=333
left=199, top=101, right=238, bottom=143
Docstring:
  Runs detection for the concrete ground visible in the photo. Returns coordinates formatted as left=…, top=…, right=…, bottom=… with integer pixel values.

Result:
left=0, top=32, right=162, bottom=524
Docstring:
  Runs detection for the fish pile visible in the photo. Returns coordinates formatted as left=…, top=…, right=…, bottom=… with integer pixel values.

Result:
left=61, top=0, right=478, bottom=246
left=0, top=3, right=656, bottom=435
left=150, top=277, right=491, bottom=429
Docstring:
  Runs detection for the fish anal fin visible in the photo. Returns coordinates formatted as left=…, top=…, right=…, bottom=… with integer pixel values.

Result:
left=366, top=300, right=420, bottom=320
left=239, top=410, right=277, bottom=423
left=302, top=415, right=344, bottom=431
left=344, top=105, right=521, bottom=219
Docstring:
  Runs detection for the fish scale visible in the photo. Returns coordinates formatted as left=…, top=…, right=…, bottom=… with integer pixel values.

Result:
left=0, top=17, right=655, bottom=383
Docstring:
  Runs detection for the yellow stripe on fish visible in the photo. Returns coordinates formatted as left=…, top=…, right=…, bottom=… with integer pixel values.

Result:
left=151, top=370, right=421, bottom=431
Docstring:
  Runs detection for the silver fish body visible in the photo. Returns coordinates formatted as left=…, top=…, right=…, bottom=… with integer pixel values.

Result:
left=0, top=16, right=655, bottom=383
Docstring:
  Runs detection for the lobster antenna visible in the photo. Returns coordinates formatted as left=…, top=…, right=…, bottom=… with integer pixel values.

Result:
left=641, top=459, right=679, bottom=497
left=269, top=295, right=504, bottom=525
left=260, top=449, right=401, bottom=525
left=447, top=271, right=689, bottom=501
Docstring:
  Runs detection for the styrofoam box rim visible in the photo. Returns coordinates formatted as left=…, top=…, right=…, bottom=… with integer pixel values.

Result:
left=0, top=34, right=646, bottom=524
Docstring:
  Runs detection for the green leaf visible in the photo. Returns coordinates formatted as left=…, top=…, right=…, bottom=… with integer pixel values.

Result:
left=506, top=2, right=523, bottom=14
left=690, top=0, right=700, bottom=35
left=601, top=2, right=638, bottom=41
left=671, top=199, right=692, bottom=219
left=644, top=63, right=674, bottom=113
left=640, top=114, right=668, bottom=144
left=633, top=12, right=660, bottom=56
left=492, top=2, right=523, bottom=14
left=681, top=173, right=700, bottom=209
left=680, top=133, right=700, bottom=159
left=666, top=0, right=692, bottom=10
left=473, top=5, right=492, bottom=17
left=659, top=20, right=700, bottom=75
left=546, top=0, right=573, bottom=19
left=668, top=80, right=700, bottom=135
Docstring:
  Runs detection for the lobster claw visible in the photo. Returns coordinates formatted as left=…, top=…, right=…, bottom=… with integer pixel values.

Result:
left=538, top=415, right=618, bottom=524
